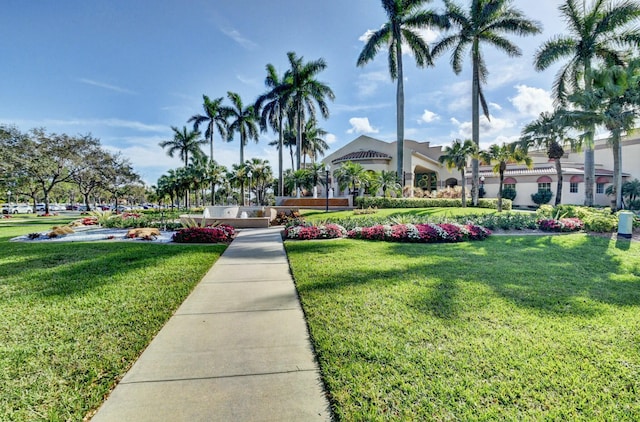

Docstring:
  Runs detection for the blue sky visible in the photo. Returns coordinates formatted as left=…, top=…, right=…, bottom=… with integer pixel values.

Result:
left=0, top=0, right=566, bottom=185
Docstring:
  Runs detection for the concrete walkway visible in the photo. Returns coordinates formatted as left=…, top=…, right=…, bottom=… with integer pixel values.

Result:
left=92, top=227, right=332, bottom=421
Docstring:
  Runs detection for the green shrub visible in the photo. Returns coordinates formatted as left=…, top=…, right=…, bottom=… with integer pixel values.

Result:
left=583, top=214, right=617, bottom=232
left=531, top=190, right=553, bottom=205
left=355, top=197, right=509, bottom=210
left=501, top=186, right=517, bottom=201
left=536, top=204, right=554, bottom=218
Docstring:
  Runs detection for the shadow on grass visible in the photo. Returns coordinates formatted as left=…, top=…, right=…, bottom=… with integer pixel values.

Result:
left=0, top=242, right=226, bottom=298
left=289, top=234, right=640, bottom=319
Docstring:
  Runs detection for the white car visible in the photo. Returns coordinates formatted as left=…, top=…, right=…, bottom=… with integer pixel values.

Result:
left=7, top=204, right=33, bottom=214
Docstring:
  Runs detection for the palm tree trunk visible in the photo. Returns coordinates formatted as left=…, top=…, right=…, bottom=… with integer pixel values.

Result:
left=461, top=169, right=466, bottom=208
left=395, top=38, right=405, bottom=188
left=278, top=111, right=284, bottom=197
left=613, top=137, right=622, bottom=210
left=240, top=139, right=244, bottom=165
left=471, top=43, right=480, bottom=207
left=296, top=105, right=302, bottom=171
left=583, top=60, right=595, bottom=207
left=498, top=171, right=504, bottom=213
left=554, top=158, right=563, bottom=206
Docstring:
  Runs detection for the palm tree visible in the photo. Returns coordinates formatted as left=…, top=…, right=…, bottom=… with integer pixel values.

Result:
left=228, top=163, right=249, bottom=206
left=567, top=58, right=640, bottom=210
left=159, top=126, right=205, bottom=168
left=358, top=0, right=448, bottom=184
left=255, top=63, right=291, bottom=197
left=224, top=91, right=259, bottom=166
left=188, top=95, right=228, bottom=162
left=285, top=51, right=335, bottom=170
left=246, top=158, right=274, bottom=205
left=334, top=161, right=366, bottom=204
left=301, top=118, right=329, bottom=165
left=438, top=138, right=477, bottom=207
left=205, top=160, right=227, bottom=206
left=520, top=111, right=576, bottom=206
left=480, top=143, right=532, bottom=212
left=432, top=0, right=542, bottom=206
left=534, top=0, right=640, bottom=206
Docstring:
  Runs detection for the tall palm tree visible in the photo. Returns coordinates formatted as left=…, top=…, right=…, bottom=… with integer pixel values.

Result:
left=159, top=126, right=205, bottom=168
left=285, top=51, right=335, bottom=171
left=255, top=63, right=291, bottom=197
left=432, top=0, right=542, bottom=206
left=188, top=95, right=228, bottom=162
left=520, top=111, right=576, bottom=206
left=224, top=91, right=259, bottom=166
left=567, top=58, right=640, bottom=210
left=358, top=0, right=448, bottom=184
left=438, top=138, right=477, bottom=207
left=205, top=160, right=227, bottom=206
left=480, top=143, right=532, bottom=212
left=534, top=0, right=640, bottom=206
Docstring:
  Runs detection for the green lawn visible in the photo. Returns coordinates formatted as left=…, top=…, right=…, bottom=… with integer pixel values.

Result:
left=0, top=217, right=225, bottom=421
left=286, top=234, right=640, bottom=421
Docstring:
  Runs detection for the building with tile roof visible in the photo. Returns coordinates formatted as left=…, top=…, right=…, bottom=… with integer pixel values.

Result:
left=321, top=133, right=640, bottom=208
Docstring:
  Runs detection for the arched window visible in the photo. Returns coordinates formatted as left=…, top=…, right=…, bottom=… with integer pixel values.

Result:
left=537, top=176, right=552, bottom=192
left=503, top=177, right=517, bottom=190
left=596, top=176, right=612, bottom=194
left=569, top=175, right=583, bottom=193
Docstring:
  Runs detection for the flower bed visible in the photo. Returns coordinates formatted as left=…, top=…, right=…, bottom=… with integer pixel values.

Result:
left=285, top=222, right=490, bottom=243
left=171, top=225, right=236, bottom=243
left=537, top=217, right=584, bottom=232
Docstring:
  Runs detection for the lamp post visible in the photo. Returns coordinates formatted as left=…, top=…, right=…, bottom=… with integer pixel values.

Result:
left=325, top=165, right=331, bottom=212
left=479, top=176, right=485, bottom=198
left=247, top=171, right=252, bottom=206
left=6, top=190, right=11, bottom=205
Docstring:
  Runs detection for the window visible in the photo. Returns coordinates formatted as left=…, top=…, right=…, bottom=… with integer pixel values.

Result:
left=504, top=183, right=515, bottom=190
left=570, top=182, right=578, bottom=193
left=596, top=183, right=605, bottom=194
left=538, top=183, right=551, bottom=192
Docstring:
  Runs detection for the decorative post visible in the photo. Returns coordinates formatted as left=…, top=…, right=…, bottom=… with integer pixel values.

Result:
left=325, top=165, right=331, bottom=212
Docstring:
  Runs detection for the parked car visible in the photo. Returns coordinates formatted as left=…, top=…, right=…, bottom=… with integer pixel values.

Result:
left=6, top=204, right=33, bottom=214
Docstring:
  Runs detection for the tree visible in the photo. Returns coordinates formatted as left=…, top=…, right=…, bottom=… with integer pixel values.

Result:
left=189, top=95, right=228, bottom=203
left=567, top=58, right=640, bottom=210
left=301, top=118, right=329, bottom=165
left=188, top=95, right=228, bottom=162
left=284, top=51, right=335, bottom=170
left=520, top=111, right=576, bottom=206
left=432, top=0, right=541, bottom=206
left=159, top=126, right=205, bottom=168
left=438, top=138, right=477, bottom=207
left=72, top=144, right=116, bottom=212
left=534, top=0, right=640, bottom=206
left=102, top=153, right=142, bottom=212
left=224, top=91, right=259, bottom=166
left=246, top=158, right=273, bottom=205
left=334, top=161, right=366, bottom=204
left=228, top=163, right=250, bottom=206
left=255, top=63, right=292, bottom=197
left=358, top=0, right=448, bottom=184
left=480, top=143, right=532, bottom=212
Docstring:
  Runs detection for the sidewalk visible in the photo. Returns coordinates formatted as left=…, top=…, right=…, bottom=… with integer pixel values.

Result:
left=92, top=227, right=332, bottom=421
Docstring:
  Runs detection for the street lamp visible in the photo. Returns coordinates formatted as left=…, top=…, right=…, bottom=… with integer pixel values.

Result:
left=479, top=176, right=485, bottom=198
left=247, top=171, right=252, bottom=206
left=325, top=165, right=331, bottom=212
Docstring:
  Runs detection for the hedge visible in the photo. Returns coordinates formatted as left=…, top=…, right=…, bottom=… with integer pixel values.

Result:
left=354, top=196, right=511, bottom=210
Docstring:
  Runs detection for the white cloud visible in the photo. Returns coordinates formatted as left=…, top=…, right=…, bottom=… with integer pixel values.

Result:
left=450, top=116, right=515, bottom=139
left=325, top=133, right=337, bottom=144
left=489, top=102, right=502, bottom=110
left=358, top=27, right=440, bottom=51
left=418, top=109, right=439, bottom=124
left=347, top=117, right=378, bottom=134
left=220, top=27, right=257, bottom=50
left=510, top=85, right=554, bottom=117
left=356, top=70, right=390, bottom=97
left=79, top=78, right=136, bottom=95
left=30, top=118, right=167, bottom=133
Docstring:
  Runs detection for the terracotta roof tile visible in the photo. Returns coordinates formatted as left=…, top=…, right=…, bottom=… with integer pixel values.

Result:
left=332, top=150, right=391, bottom=163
